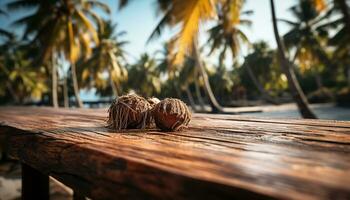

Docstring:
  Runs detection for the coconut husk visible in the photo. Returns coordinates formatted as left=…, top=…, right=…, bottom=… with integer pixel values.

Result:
left=152, top=98, right=191, bottom=131
left=107, top=94, right=152, bottom=130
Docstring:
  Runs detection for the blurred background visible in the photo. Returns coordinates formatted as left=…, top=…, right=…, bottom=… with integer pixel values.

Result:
left=0, top=0, right=349, bottom=121
left=0, top=1, right=350, bottom=199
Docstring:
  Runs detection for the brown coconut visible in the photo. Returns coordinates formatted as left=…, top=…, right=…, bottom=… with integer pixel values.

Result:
left=152, top=98, right=191, bottom=131
left=107, top=94, right=151, bottom=130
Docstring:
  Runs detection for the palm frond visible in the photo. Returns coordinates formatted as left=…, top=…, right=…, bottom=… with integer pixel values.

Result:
left=228, top=0, right=243, bottom=25
left=237, top=29, right=250, bottom=45
left=147, top=11, right=171, bottom=43
left=67, top=21, right=80, bottom=63
left=118, top=0, right=130, bottom=10
left=0, top=9, right=8, bottom=16
left=76, top=10, right=99, bottom=45
left=79, top=33, right=92, bottom=58
left=84, top=10, right=105, bottom=35
left=241, top=10, right=253, bottom=16
left=7, top=0, right=42, bottom=11
left=85, top=0, right=111, bottom=14
left=0, top=29, right=14, bottom=39
left=172, top=0, right=216, bottom=65
left=278, top=19, right=299, bottom=26
left=239, top=19, right=252, bottom=27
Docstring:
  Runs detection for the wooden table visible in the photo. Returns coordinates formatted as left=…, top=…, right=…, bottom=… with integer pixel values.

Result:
left=0, top=107, right=349, bottom=200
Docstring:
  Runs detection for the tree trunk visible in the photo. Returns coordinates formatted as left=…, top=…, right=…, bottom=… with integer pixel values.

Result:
left=347, top=66, right=350, bottom=88
left=245, top=63, right=280, bottom=105
left=173, top=81, right=184, bottom=99
left=315, top=73, right=323, bottom=89
left=51, top=54, right=59, bottom=108
left=71, top=63, right=83, bottom=108
left=108, top=69, right=119, bottom=98
left=185, top=86, right=198, bottom=112
left=63, top=77, right=69, bottom=108
left=194, top=73, right=206, bottom=111
left=6, top=82, right=19, bottom=104
left=270, top=0, right=317, bottom=119
left=192, top=42, right=224, bottom=113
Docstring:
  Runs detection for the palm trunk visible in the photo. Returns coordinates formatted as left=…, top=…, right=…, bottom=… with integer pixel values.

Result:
left=194, top=73, right=206, bottom=111
left=108, top=69, right=119, bottom=98
left=185, top=86, right=198, bottom=112
left=173, top=81, right=183, bottom=99
left=51, top=54, right=59, bottom=108
left=192, top=42, right=224, bottom=113
left=347, top=66, right=350, bottom=88
left=71, top=63, right=83, bottom=108
left=245, top=62, right=280, bottom=105
left=63, top=77, right=69, bottom=108
left=6, top=82, right=19, bottom=104
left=315, top=73, right=323, bottom=89
left=270, top=0, right=316, bottom=119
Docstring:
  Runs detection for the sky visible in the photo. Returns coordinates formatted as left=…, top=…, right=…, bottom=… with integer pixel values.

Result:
left=108, top=0, right=296, bottom=61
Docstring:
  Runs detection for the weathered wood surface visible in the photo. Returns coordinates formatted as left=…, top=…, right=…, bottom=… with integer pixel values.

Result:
left=0, top=107, right=350, bottom=200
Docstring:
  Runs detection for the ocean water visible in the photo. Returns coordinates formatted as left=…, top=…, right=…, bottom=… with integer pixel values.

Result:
left=242, top=105, right=350, bottom=121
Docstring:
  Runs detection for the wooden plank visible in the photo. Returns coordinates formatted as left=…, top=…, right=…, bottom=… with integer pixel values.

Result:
left=0, top=106, right=350, bottom=200
left=22, top=163, right=49, bottom=200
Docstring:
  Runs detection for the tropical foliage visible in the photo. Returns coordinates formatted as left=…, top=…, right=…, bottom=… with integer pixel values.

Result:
left=0, top=0, right=349, bottom=117
left=79, top=21, right=128, bottom=98
left=127, top=53, right=161, bottom=97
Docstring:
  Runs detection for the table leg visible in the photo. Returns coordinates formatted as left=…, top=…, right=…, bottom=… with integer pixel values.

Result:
left=22, top=163, right=49, bottom=200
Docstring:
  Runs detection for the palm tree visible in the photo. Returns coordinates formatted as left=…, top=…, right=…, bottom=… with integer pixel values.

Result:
left=177, top=58, right=198, bottom=111
left=0, top=36, right=47, bottom=104
left=193, top=74, right=206, bottom=110
left=192, top=41, right=224, bottom=113
left=206, top=2, right=251, bottom=65
left=127, top=54, right=161, bottom=97
left=209, top=64, right=233, bottom=103
left=145, top=0, right=242, bottom=113
left=8, top=0, right=110, bottom=107
left=270, top=0, right=317, bottom=119
left=155, top=43, right=186, bottom=101
left=80, top=21, right=128, bottom=98
left=241, top=42, right=282, bottom=104
left=282, top=0, right=330, bottom=90
left=207, top=1, right=280, bottom=104
left=318, top=0, right=350, bottom=86
left=155, top=43, right=203, bottom=111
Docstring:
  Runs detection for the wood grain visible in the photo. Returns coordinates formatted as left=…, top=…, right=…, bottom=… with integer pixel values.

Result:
left=0, top=106, right=350, bottom=200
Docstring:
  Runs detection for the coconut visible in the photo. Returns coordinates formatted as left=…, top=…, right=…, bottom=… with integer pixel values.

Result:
left=107, top=94, right=151, bottom=130
left=152, top=98, right=191, bottom=131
